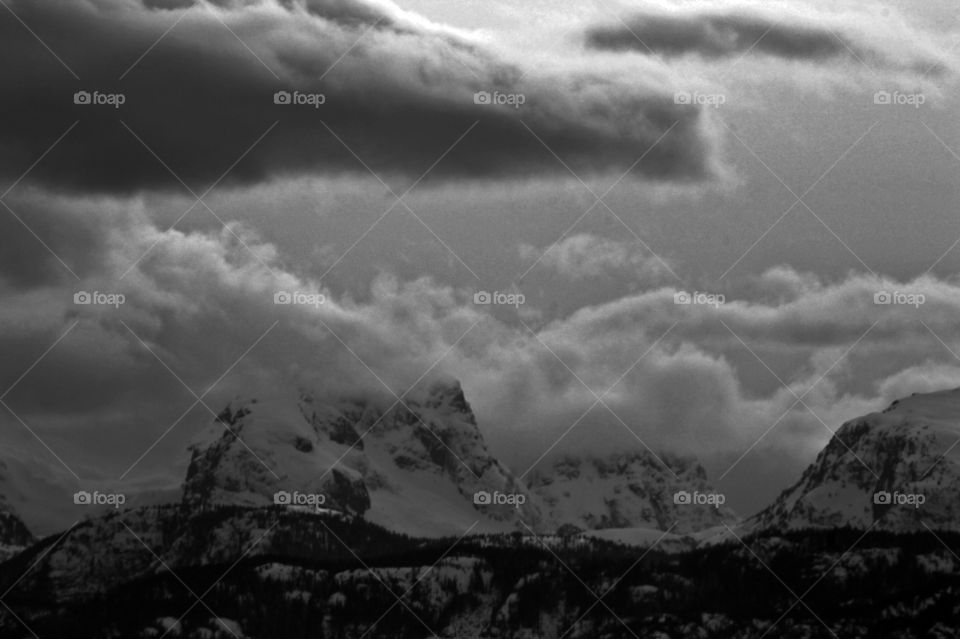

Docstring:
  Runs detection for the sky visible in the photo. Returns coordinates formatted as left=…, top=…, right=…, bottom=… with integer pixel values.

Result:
left=0, top=0, right=958, bottom=533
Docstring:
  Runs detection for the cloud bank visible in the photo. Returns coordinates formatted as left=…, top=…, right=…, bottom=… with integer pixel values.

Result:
left=0, top=0, right=720, bottom=193
left=518, top=233, right=674, bottom=282
left=584, top=2, right=955, bottom=79
left=4, top=187, right=960, bottom=506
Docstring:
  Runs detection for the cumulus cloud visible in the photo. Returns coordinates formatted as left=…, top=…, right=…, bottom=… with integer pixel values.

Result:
left=518, top=233, right=674, bottom=282
left=4, top=182, right=960, bottom=529
left=876, top=364, right=960, bottom=405
left=0, top=0, right=720, bottom=193
left=461, top=265, right=960, bottom=471
left=584, top=2, right=956, bottom=78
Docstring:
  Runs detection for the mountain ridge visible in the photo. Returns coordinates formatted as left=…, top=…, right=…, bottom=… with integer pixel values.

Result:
left=181, top=380, right=546, bottom=536
left=752, top=387, right=960, bottom=532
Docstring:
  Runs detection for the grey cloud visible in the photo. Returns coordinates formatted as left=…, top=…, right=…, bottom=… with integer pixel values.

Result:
left=0, top=0, right=718, bottom=194
left=584, top=5, right=952, bottom=77
left=0, top=191, right=116, bottom=289
left=4, top=191, right=960, bottom=525
left=146, top=0, right=398, bottom=28
left=518, top=233, right=673, bottom=282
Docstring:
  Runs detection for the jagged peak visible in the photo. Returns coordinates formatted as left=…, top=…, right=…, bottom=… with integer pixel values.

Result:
left=215, top=399, right=256, bottom=427
left=423, top=378, right=470, bottom=410
left=298, top=388, right=369, bottom=412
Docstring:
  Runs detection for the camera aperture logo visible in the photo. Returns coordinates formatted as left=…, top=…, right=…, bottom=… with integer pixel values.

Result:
left=873, top=290, right=924, bottom=308
left=473, top=90, right=526, bottom=109
left=674, top=91, right=726, bottom=108
left=274, top=90, right=326, bottom=108
left=473, top=290, right=525, bottom=308
left=674, top=290, right=725, bottom=308
left=873, top=490, right=925, bottom=508
left=673, top=490, right=726, bottom=508
left=473, top=490, right=527, bottom=507
left=73, top=490, right=126, bottom=508
left=74, top=90, right=125, bottom=109
left=274, top=290, right=326, bottom=307
left=273, top=490, right=327, bottom=508
left=873, top=90, right=925, bottom=108
left=74, top=290, right=125, bottom=308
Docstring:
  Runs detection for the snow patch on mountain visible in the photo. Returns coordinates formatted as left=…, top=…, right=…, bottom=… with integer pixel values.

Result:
left=526, top=451, right=737, bottom=534
left=181, top=380, right=545, bottom=536
left=753, top=387, right=960, bottom=532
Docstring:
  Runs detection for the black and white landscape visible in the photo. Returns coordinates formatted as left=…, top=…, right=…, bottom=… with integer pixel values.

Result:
left=1, top=0, right=959, bottom=637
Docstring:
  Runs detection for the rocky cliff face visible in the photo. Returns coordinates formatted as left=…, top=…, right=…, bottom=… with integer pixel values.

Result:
left=753, top=388, right=960, bottom=532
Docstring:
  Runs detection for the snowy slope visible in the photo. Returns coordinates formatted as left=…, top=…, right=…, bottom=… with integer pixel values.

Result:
left=753, top=388, right=960, bottom=532
left=526, top=451, right=737, bottom=534
left=182, top=380, right=546, bottom=536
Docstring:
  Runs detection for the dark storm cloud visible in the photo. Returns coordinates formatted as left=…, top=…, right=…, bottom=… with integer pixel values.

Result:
left=146, top=0, right=397, bottom=27
left=0, top=0, right=717, bottom=194
left=0, top=195, right=113, bottom=289
left=585, top=5, right=951, bottom=76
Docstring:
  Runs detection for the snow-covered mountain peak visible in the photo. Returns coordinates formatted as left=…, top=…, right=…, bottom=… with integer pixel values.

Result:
left=527, top=449, right=737, bottom=534
left=880, top=386, right=960, bottom=421
left=753, top=387, right=960, bottom=533
left=181, top=383, right=545, bottom=536
left=420, top=378, right=475, bottom=418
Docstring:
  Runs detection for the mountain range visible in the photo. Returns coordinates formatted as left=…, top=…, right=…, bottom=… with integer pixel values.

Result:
left=4, top=385, right=960, bottom=637
left=179, top=379, right=738, bottom=537
left=4, top=384, right=960, bottom=551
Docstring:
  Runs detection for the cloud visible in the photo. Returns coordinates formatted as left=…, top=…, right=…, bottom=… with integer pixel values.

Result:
left=0, top=0, right=720, bottom=194
left=584, top=2, right=955, bottom=78
left=4, top=183, right=960, bottom=528
left=876, top=364, right=960, bottom=404
left=518, top=233, right=673, bottom=282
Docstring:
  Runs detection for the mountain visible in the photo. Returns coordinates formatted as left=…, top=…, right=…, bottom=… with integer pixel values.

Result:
left=0, top=504, right=33, bottom=561
left=182, top=380, right=544, bottom=536
left=0, top=379, right=738, bottom=542
left=0, top=460, right=35, bottom=560
left=526, top=451, right=737, bottom=535
left=753, top=387, right=960, bottom=532
left=11, top=387, right=960, bottom=637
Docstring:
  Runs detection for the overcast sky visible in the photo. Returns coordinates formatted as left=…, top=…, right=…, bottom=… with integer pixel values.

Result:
left=1, top=0, right=958, bottom=533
